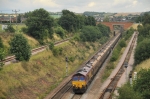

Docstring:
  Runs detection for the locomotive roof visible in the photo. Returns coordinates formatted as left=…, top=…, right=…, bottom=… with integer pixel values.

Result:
left=73, top=64, right=92, bottom=76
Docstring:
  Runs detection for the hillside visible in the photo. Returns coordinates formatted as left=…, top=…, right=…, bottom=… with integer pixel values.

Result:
left=0, top=34, right=101, bottom=99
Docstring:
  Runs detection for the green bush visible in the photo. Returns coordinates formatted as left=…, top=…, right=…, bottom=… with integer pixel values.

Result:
left=119, top=39, right=126, bottom=48
left=69, top=56, right=75, bottom=62
left=73, top=33, right=80, bottom=41
left=49, top=42, right=54, bottom=50
left=110, top=49, right=119, bottom=62
left=21, top=27, right=28, bottom=33
left=55, top=27, right=65, bottom=38
left=52, top=47, right=63, bottom=56
left=5, top=25, right=15, bottom=33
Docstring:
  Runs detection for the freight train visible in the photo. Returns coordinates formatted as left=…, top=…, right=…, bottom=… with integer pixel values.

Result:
left=71, top=33, right=121, bottom=93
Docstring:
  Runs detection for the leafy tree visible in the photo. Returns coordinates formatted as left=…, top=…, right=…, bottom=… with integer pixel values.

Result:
left=25, top=8, right=54, bottom=42
left=133, top=69, right=150, bottom=99
left=9, top=34, right=31, bottom=61
left=85, top=16, right=96, bottom=26
left=137, top=24, right=150, bottom=41
left=97, top=23, right=110, bottom=37
left=58, top=10, right=79, bottom=32
left=76, top=15, right=86, bottom=29
left=80, top=26, right=101, bottom=42
left=142, top=13, right=150, bottom=26
left=134, top=39, right=150, bottom=65
left=17, top=14, right=21, bottom=23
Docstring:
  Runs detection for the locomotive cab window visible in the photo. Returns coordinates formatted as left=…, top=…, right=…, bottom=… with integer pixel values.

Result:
left=73, top=76, right=78, bottom=81
left=79, top=76, right=85, bottom=81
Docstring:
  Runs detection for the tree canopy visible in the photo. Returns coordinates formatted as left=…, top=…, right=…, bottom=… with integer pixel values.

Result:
left=134, top=39, right=150, bottom=65
left=97, top=23, right=110, bottom=37
left=133, top=69, right=150, bottom=99
left=9, top=34, right=31, bottom=61
left=25, top=8, right=54, bottom=42
left=80, top=26, right=101, bottom=42
left=58, top=10, right=96, bottom=32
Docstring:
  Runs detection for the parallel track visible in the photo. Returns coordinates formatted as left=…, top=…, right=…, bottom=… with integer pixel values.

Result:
left=0, top=38, right=71, bottom=64
left=99, top=32, right=138, bottom=99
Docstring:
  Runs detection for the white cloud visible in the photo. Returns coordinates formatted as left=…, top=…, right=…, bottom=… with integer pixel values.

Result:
left=0, top=0, right=150, bottom=13
left=133, top=0, right=138, bottom=6
left=88, top=2, right=96, bottom=7
left=32, top=0, right=59, bottom=7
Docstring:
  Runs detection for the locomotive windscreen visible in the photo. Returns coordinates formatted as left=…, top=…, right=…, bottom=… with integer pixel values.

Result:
left=72, top=75, right=85, bottom=81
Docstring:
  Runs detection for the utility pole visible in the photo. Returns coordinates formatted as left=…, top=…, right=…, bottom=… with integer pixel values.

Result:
left=12, top=9, right=20, bottom=32
left=10, top=14, right=11, bottom=24
left=65, top=57, right=69, bottom=76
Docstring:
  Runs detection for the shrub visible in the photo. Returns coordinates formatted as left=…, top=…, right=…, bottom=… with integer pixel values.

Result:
left=73, top=33, right=80, bottom=41
left=119, top=39, right=126, bottom=48
left=118, top=83, right=142, bottom=99
left=49, top=42, right=54, bottom=50
left=5, top=25, right=15, bottom=33
left=55, top=27, right=65, bottom=38
left=69, top=56, right=75, bottom=62
left=21, top=27, right=28, bottom=33
left=110, top=49, right=119, bottom=62
left=52, top=47, right=63, bottom=56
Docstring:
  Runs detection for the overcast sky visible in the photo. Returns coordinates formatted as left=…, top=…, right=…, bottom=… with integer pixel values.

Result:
left=0, top=0, right=150, bottom=13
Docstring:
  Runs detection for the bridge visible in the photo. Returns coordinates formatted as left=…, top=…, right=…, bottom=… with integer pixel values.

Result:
left=97, top=22, right=133, bottom=31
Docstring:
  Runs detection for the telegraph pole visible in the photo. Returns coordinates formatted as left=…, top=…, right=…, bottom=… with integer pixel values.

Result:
left=12, top=9, right=20, bottom=32
left=65, top=57, right=69, bottom=76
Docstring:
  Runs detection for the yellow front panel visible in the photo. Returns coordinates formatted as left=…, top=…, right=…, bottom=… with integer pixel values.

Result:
left=72, top=81, right=86, bottom=88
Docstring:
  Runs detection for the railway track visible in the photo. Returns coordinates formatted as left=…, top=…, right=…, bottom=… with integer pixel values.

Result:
left=1, top=38, right=71, bottom=64
left=45, top=33, right=121, bottom=99
left=99, top=32, right=138, bottom=99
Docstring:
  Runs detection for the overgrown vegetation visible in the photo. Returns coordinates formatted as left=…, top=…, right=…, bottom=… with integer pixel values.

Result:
left=134, top=13, right=150, bottom=65
left=118, top=12, right=150, bottom=99
left=102, top=28, right=133, bottom=81
left=0, top=40, right=100, bottom=99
